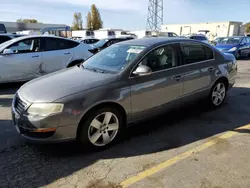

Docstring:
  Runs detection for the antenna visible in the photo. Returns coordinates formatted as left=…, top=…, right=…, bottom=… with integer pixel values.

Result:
left=146, top=0, right=163, bottom=31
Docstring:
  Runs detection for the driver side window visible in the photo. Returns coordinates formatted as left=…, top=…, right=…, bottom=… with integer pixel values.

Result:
left=140, top=44, right=178, bottom=72
left=8, top=38, right=40, bottom=54
left=241, top=38, right=247, bottom=44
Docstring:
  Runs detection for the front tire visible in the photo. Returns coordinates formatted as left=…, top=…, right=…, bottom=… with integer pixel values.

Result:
left=77, top=107, right=125, bottom=150
left=208, top=80, right=227, bottom=108
left=235, top=51, right=241, bottom=60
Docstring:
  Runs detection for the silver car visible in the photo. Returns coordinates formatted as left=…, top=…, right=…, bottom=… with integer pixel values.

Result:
left=11, top=38, right=237, bottom=149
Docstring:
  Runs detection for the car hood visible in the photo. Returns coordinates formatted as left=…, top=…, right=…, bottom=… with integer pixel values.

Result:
left=215, top=44, right=238, bottom=50
left=18, top=66, right=118, bottom=103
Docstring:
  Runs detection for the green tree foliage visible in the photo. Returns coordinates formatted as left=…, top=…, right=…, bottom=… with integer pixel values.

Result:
left=72, top=12, right=83, bottom=30
left=16, top=19, right=38, bottom=23
left=245, top=23, right=250, bottom=34
left=86, top=12, right=92, bottom=30
left=86, top=4, right=103, bottom=30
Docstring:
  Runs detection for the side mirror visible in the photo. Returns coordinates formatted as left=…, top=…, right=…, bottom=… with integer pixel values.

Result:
left=132, top=65, right=152, bottom=76
left=2, top=49, right=14, bottom=55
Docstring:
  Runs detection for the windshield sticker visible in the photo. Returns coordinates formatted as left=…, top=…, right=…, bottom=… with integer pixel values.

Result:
left=127, top=47, right=145, bottom=54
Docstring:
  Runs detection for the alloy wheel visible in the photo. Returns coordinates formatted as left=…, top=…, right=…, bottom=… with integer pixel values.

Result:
left=88, top=112, right=119, bottom=147
left=212, top=83, right=226, bottom=106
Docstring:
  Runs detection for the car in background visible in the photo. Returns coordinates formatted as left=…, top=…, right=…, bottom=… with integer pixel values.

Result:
left=12, top=38, right=237, bottom=149
left=0, top=23, right=7, bottom=33
left=88, top=37, right=134, bottom=54
left=70, top=36, right=83, bottom=40
left=80, top=38, right=99, bottom=45
left=158, top=32, right=178, bottom=37
left=0, top=35, right=92, bottom=83
left=0, top=34, right=24, bottom=44
left=186, top=34, right=209, bottom=43
left=215, top=36, right=250, bottom=59
left=211, top=37, right=225, bottom=46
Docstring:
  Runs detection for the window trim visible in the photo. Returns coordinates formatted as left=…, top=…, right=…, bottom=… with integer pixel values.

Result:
left=129, top=41, right=215, bottom=79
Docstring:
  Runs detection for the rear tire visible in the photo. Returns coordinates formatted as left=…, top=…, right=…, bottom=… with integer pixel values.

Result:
left=77, top=107, right=125, bottom=150
left=208, top=80, right=227, bottom=108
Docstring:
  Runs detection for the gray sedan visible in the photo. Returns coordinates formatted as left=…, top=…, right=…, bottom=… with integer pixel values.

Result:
left=11, top=38, right=237, bottom=149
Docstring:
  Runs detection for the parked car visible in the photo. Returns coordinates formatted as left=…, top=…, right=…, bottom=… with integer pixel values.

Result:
left=0, top=35, right=92, bottom=83
left=0, top=23, right=7, bottom=33
left=158, top=32, right=178, bottom=37
left=88, top=37, right=134, bottom=54
left=12, top=38, right=237, bottom=149
left=186, top=34, right=209, bottom=43
left=0, top=34, right=24, bottom=44
left=80, top=38, right=99, bottom=45
left=211, top=37, right=225, bottom=46
left=215, top=36, right=250, bottom=59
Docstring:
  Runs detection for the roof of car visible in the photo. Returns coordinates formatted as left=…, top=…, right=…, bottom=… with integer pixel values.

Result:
left=8, top=35, right=81, bottom=43
left=118, top=37, right=191, bottom=46
left=0, top=33, right=15, bottom=37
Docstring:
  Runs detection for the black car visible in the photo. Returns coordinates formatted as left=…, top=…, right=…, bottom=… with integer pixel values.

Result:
left=89, top=37, right=134, bottom=54
left=80, top=38, right=99, bottom=45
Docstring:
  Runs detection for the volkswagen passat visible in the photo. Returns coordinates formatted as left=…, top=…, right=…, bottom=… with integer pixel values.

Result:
left=12, top=38, right=237, bottom=149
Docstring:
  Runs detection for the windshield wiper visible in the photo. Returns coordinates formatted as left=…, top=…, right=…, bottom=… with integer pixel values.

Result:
left=82, top=65, right=105, bottom=73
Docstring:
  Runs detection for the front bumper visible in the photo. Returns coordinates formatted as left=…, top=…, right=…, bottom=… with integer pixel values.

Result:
left=11, top=106, right=77, bottom=143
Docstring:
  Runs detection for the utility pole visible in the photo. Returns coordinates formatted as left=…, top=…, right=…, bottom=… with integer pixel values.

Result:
left=146, top=0, right=163, bottom=31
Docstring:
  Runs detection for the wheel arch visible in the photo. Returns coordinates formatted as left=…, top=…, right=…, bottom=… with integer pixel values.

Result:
left=212, top=76, right=229, bottom=90
left=76, top=101, right=127, bottom=138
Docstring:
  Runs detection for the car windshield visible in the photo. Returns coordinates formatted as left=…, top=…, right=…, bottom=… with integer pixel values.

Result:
left=83, top=44, right=146, bottom=73
left=0, top=38, right=16, bottom=50
left=94, top=39, right=109, bottom=48
left=218, top=37, right=241, bottom=44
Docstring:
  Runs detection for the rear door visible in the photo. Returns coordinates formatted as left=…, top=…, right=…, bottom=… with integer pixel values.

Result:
left=179, top=42, right=215, bottom=102
left=0, top=38, right=42, bottom=82
left=41, top=37, right=78, bottom=73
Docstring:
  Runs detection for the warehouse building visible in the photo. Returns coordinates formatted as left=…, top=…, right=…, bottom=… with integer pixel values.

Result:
left=0, top=21, right=67, bottom=33
left=161, top=21, right=244, bottom=40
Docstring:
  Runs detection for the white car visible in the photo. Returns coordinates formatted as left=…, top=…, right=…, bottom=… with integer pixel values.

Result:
left=0, top=35, right=92, bottom=83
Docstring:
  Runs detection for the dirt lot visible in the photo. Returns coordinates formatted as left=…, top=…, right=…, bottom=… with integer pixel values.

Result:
left=0, top=60, right=250, bottom=188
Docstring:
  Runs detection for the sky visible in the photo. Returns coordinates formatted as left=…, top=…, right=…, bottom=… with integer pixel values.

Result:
left=1, top=0, right=250, bottom=30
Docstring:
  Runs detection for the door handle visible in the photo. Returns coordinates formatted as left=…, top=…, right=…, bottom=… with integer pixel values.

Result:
left=208, top=67, right=215, bottom=72
left=32, top=55, right=39, bottom=58
left=172, top=75, right=182, bottom=81
left=64, top=52, right=70, bottom=55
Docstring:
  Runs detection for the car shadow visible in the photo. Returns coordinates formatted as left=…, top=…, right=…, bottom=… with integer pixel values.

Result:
left=1, top=86, right=250, bottom=187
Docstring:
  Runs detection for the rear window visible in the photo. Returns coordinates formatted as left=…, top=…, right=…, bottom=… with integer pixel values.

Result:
left=181, top=42, right=213, bottom=64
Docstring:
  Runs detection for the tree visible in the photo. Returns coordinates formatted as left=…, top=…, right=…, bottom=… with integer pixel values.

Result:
left=72, top=12, right=83, bottom=30
left=86, top=12, right=92, bottom=30
left=245, top=23, right=250, bottom=34
left=16, top=19, right=38, bottom=23
left=90, top=4, right=103, bottom=30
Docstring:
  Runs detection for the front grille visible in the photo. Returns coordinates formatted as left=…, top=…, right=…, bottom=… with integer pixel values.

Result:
left=14, top=95, right=28, bottom=114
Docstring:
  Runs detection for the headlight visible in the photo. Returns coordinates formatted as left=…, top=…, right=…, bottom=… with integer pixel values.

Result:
left=228, top=47, right=237, bottom=52
left=27, top=103, right=64, bottom=116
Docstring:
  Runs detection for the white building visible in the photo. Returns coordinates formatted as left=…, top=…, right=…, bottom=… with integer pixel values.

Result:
left=0, top=21, right=67, bottom=33
left=161, top=21, right=243, bottom=40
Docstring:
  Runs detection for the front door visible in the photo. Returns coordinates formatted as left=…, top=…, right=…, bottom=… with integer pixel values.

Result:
left=0, top=38, right=42, bottom=82
left=41, top=37, right=74, bottom=74
left=129, top=44, right=183, bottom=120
